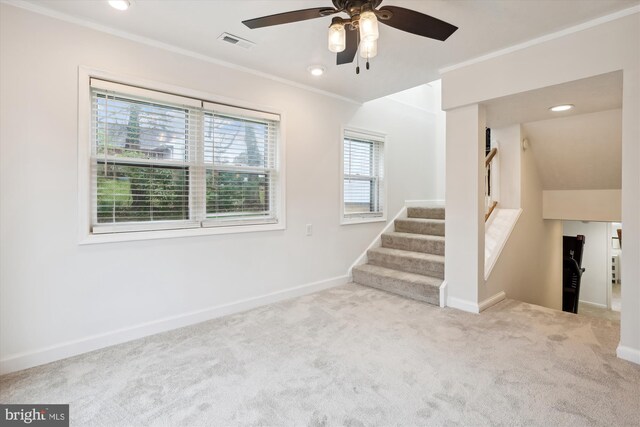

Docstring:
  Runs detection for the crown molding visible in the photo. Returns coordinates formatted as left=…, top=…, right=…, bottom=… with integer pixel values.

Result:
left=0, top=0, right=362, bottom=105
left=439, top=5, right=640, bottom=75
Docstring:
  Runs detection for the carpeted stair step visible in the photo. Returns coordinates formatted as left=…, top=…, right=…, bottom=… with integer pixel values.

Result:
left=394, top=218, right=445, bottom=236
left=407, top=207, right=445, bottom=220
left=352, top=264, right=441, bottom=306
left=367, top=247, right=445, bottom=278
left=381, top=232, right=445, bottom=255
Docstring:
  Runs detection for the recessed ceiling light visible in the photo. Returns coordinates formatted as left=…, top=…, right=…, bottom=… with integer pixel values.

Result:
left=307, top=66, right=325, bottom=77
left=108, top=0, right=131, bottom=11
left=549, top=104, right=574, bottom=112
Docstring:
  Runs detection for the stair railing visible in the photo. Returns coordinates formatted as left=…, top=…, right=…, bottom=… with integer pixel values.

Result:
left=485, top=147, right=498, bottom=221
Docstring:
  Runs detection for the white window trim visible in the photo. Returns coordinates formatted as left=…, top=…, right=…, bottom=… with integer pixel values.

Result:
left=339, top=126, right=387, bottom=225
left=77, top=66, right=286, bottom=244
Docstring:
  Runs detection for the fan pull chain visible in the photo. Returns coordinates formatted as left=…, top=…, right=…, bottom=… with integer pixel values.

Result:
left=356, top=29, right=360, bottom=74
left=365, top=30, right=370, bottom=71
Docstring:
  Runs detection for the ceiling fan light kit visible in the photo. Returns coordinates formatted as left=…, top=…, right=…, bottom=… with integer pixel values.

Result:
left=328, top=18, right=347, bottom=52
left=243, top=0, right=458, bottom=75
left=360, top=39, right=377, bottom=59
left=358, top=9, right=379, bottom=42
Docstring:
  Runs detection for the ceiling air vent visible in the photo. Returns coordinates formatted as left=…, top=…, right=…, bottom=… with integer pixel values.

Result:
left=217, top=33, right=255, bottom=50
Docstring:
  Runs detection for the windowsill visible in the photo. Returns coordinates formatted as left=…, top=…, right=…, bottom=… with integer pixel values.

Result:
left=340, top=216, right=387, bottom=226
left=79, top=222, right=285, bottom=245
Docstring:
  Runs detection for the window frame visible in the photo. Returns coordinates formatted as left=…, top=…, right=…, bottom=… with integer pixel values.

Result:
left=201, top=105, right=279, bottom=227
left=78, top=67, right=286, bottom=244
left=340, top=126, right=387, bottom=225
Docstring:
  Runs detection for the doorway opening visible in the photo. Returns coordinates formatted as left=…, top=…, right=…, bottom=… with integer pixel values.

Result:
left=562, top=220, right=621, bottom=321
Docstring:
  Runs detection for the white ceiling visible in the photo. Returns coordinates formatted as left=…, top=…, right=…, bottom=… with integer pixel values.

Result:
left=17, top=0, right=640, bottom=101
left=484, top=71, right=623, bottom=128
left=487, top=72, right=623, bottom=191
left=523, top=109, right=622, bottom=190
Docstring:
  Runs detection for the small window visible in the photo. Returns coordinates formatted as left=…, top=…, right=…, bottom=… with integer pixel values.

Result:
left=87, top=78, right=282, bottom=238
left=342, top=129, right=385, bottom=223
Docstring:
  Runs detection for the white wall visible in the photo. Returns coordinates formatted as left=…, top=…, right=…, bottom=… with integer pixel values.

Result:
left=384, top=80, right=446, bottom=200
left=493, top=126, right=522, bottom=209
left=441, top=11, right=640, bottom=363
left=431, top=80, right=447, bottom=200
left=348, top=97, right=439, bottom=208
left=563, top=221, right=609, bottom=308
left=0, top=5, right=442, bottom=373
left=522, top=109, right=622, bottom=191
left=483, top=125, right=562, bottom=309
left=543, top=190, right=621, bottom=221
left=386, top=84, right=435, bottom=112
left=445, top=104, right=485, bottom=309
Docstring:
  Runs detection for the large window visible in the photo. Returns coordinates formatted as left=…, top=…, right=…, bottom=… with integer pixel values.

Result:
left=89, top=78, right=281, bottom=236
left=342, top=129, right=385, bottom=223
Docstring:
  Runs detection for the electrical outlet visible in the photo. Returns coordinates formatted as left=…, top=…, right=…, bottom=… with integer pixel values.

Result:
left=306, top=224, right=313, bottom=236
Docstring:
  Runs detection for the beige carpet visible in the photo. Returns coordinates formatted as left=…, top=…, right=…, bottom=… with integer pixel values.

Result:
left=579, top=303, right=620, bottom=322
left=1, top=283, right=639, bottom=426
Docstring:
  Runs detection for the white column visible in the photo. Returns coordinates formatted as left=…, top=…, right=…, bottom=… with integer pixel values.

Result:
left=445, top=104, right=485, bottom=311
left=618, top=60, right=640, bottom=363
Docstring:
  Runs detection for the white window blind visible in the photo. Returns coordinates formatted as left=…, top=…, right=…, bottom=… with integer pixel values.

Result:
left=89, top=78, right=281, bottom=234
left=343, top=130, right=384, bottom=220
left=202, top=101, right=279, bottom=226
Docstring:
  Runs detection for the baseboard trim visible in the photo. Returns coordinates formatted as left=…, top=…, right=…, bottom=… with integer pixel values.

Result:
left=479, top=291, right=506, bottom=312
left=616, top=344, right=640, bottom=364
left=446, top=296, right=479, bottom=314
left=439, top=281, right=448, bottom=308
left=0, top=275, right=349, bottom=375
left=446, top=291, right=506, bottom=314
left=347, top=206, right=407, bottom=276
left=484, top=208, right=522, bottom=280
left=579, top=300, right=608, bottom=309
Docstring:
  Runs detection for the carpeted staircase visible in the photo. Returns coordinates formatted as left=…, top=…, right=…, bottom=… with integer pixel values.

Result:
left=352, top=207, right=445, bottom=306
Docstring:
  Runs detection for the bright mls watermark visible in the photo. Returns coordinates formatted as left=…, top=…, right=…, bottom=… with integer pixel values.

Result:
left=1, top=405, right=68, bottom=426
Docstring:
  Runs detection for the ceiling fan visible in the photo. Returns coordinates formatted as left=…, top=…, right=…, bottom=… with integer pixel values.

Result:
left=242, top=0, right=458, bottom=74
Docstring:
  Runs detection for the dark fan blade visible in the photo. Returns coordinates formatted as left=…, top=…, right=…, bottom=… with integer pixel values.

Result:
left=378, top=6, right=458, bottom=41
left=337, top=28, right=358, bottom=65
left=243, top=7, right=338, bottom=29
